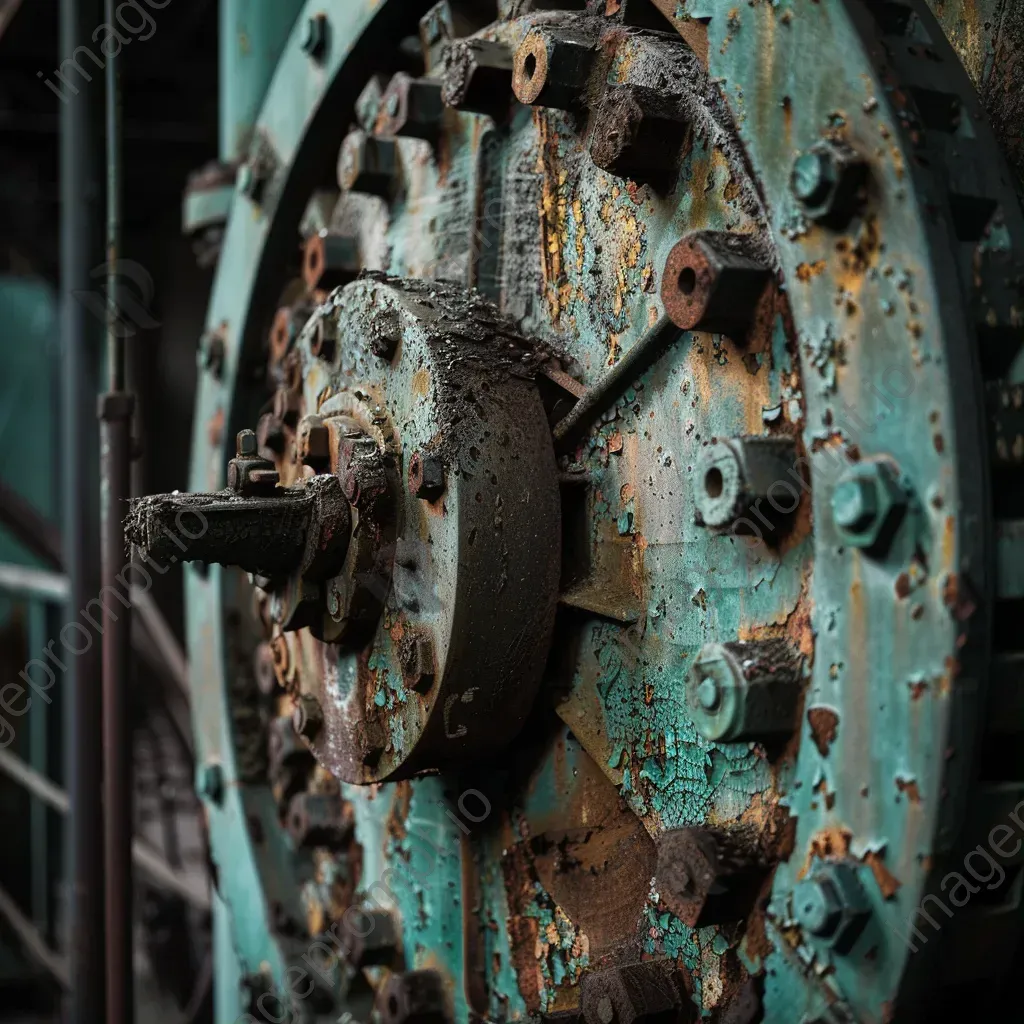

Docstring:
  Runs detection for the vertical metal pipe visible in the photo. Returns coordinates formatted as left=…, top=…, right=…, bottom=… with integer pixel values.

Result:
left=60, top=0, right=106, bottom=1018
left=101, top=1, right=134, bottom=1019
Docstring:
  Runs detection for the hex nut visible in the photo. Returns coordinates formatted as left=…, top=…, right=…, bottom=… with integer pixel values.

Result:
left=686, top=639, right=802, bottom=742
left=196, top=761, right=224, bottom=805
left=298, top=416, right=331, bottom=471
left=300, top=13, right=328, bottom=61
left=338, top=129, right=398, bottom=198
left=693, top=435, right=801, bottom=534
left=790, top=140, right=868, bottom=229
left=588, top=85, right=688, bottom=192
left=377, top=73, right=445, bottom=142
left=292, top=693, right=324, bottom=742
left=831, top=460, right=907, bottom=554
left=303, top=230, right=360, bottom=292
left=285, top=792, right=354, bottom=850
left=512, top=28, right=598, bottom=110
left=580, top=962, right=684, bottom=1024
left=377, top=969, right=450, bottom=1024
left=661, top=231, right=772, bottom=336
left=441, top=38, right=515, bottom=118
left=340, top=907, right=400, bottom=967
left=409, top=451, right=445, bottom=502
left=793, top=862, right=871, bottom=955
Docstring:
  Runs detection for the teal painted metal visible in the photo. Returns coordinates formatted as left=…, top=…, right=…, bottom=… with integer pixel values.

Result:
left=181, top=2, right=1024, bottom=1022
left=219, top=0, right=306, bottom=165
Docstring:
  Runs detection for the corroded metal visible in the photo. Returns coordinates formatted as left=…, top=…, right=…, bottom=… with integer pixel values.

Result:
left=162, top=1, right=1024, bottom=1021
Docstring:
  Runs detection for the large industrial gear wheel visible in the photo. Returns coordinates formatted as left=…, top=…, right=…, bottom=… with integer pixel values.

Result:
left=131, top=1, right=1024, bottom=1021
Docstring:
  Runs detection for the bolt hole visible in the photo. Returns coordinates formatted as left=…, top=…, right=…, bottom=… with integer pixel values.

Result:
left=388, top=995, right=400, bottom=1017
left=678, top=266, right=697, bottom=296
left=705, top=467, right=724, bottom=499
left=524, top=52, right=538, bottom=80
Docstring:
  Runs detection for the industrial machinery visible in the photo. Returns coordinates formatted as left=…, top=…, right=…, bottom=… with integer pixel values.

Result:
left=125, top=0, right=1024, bottom=1020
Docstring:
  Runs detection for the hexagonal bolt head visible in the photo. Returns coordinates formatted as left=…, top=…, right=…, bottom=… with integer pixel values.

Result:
left=300, top=12, right=328, bottom=61
left=273, top=388, right=301, bottom=428
left=661, top=231, right=772, bottom=336
left=831, top=460, right=907, bottom=555
left=377, top=969, right=450, bottom=1024
left=512, top=28, right=599, bottom=111
left=441, top=38, right=515, bottom=119
left=256, top=413, right=286, bottom=459
left=253, top=641, right=278, bottom=695
left=292, top=693, right=324, bottom=742
left=686, top=639, right=802, bottom=742
left=298, top=416, right=331, bottom=471
left=656, top=826, right=769, bottom=928
left=792, top=862, right=871, bottom=955
left=409, top=452, right=445, bottom=502
left=340, top=907, right=400, bottom=968
left=236, top=429, right=258, bottom=458
left=400, top=631, right=436, bottom=694
left=790, top=140, right=868, bottom=229
left=303, top=230, right=360, bottom=292
left=377, top=73, right=445, bottom=142
left=195, top=761, right=224, bottom=805
left=285, top=792, right=354, bottom=850
left=338, top=129, right=398, bottom=198
left=580, top=962, right=685, bottom=1024
left=309, top=318, right=340, bottom=364
left=588, top=85, right=688, bottom=192
left=693, top=435, right=801, bottom=534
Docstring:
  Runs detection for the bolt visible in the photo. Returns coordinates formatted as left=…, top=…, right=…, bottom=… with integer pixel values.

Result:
left=338, top=129, right=398, bottom=198
left=792, top=862, right=871, bottom=955
left=831, top=460, right=908, bottom=554
left=293, top=693, right=324, bottom=742
left=588, top=85, right=688, bottom=192
left=300, top=13, right=328, bottom=61
left=236, top=430, right=258, bottom=457
left=696, top=676, right=721, bottom=711
left=686, top=639, right=802, bottom=743
left=285, top=792, right=354, bottom=850
left=298, top=416, right=331, bottom=471
left=512, top=28, right=598, bottom=111
left=794, top=877, right=843, bottom=937
left=693, top=435, right=800, bottom=535
left=196, top=761, right=224, bottom=805
left=303, top=230, right=360, bottom=292
left=377, top=73, right=445, bottom=142
left=661, top=231, right=772, bottom=337
left=790, top=140, right=868, bottom=229
left=377, top=969, right=450, bottom=1024
left=440, top=38, right=515, bottom=119
left=340, top=908, right=400, bottom=967
left=409, top=451, right=445, bottom=502
left=832, top=477, right=878, bottom=534
left=201, top=331, right=226, bottom=380
left=400, top=631, right=436, bottom=694
left=253, top=642, right=278, bottom=695
left=273, top=388, right=301, bottom=428
left=256, top=413, right=286, bottom=458
left=309, top=318, right=338, bottom=362
left=580, top=962, right=685, bottom=1024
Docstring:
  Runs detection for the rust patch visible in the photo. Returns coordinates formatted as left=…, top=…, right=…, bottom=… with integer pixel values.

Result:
left=908, top=679, right=929, bottom=700
left=895, top=572, right=911, bottom=599
left=864, top=849, right=901, bottom=900
left=207, top=407, right=225, bottom=448
left=795, top=260, right=826, bottom=282
left=807, top=706, right=839, bottom=757
left=896, top=777, right=921, bottom=803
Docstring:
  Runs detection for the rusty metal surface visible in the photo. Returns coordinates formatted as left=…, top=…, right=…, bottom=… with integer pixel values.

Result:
left=158, top=0, right=1024, bottom=1020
